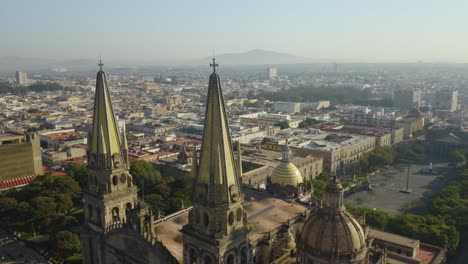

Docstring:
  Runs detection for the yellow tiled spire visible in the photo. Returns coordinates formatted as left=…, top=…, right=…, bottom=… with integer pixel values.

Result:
left=88, top=60, right=124, bottom=170
left=195, top=59, right=242, bottom=205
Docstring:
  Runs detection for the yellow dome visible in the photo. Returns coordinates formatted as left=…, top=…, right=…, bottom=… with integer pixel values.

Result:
left=271, top=162, right=303, bottom=186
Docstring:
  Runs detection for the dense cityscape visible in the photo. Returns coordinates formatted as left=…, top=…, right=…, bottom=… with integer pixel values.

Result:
left=2, top=1, right=468, bottom=264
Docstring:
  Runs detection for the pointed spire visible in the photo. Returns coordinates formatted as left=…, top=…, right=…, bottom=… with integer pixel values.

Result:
left=282, top=139, right=292, bottom=163
left=210, top=58, right=218, bottom=72
left=195, top=60, right=242, bottom=205
left=191, top=146, right=198, bottom=180
left=236, top=142, right=243, bottom=180
left=121, top=122, right=129, bottom=164
left=88, top=60, right=124, bottom=170
left=121, top=122, right=128, bottom=150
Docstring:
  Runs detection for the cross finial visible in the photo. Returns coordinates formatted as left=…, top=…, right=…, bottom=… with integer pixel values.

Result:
left=210, top=58, right=218, bottom=72
left=98, top=59, right=104, bottom=71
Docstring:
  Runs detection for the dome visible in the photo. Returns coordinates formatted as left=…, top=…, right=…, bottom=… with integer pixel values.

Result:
left=271, top=162, right=303, bottom=186
left=298, top=178, right=367, bottom=262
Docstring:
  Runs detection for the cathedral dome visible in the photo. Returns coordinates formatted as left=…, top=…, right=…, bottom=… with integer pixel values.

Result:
left=270, top=162, right=303, bottom=186
left=298, top=178, right=367, bottom=261
left=270, top=140, right=303, bottom=186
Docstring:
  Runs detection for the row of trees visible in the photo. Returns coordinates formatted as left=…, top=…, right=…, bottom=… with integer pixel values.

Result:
left=0, top=82, right=64, bottom=94
left=347, top=204, right=460, bottom=254
left=298, top=117, right=323, bottom=128
left=129, top=160, right=193, bottom=217
left=254, top=85, right=393, bottom=107
left=359, top=147, right=397, bottom=172
left=0, top=174, right=82, bottom=262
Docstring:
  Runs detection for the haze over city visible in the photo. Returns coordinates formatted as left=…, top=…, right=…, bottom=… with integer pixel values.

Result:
left=2, top=1, right=468, bottom=264
left=2, top=0, right=468, bottom=66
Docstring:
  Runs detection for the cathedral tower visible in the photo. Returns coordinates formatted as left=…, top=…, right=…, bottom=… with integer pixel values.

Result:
left=182, top=59, right=251, bottom=264
left=81, top=61, right=140, bottom=263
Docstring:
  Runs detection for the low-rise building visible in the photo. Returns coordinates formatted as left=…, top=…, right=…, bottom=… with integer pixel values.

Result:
left=396, top=109, right=425, bottom=138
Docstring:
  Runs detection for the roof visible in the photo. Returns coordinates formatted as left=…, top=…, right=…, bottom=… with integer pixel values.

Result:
left=0, top=174, right=37, bottom=190
left=154, top=189, right=306, bottom=263
left=369, top=229, right=419, bottom=249
left=271, top=162, right=303, bottom=186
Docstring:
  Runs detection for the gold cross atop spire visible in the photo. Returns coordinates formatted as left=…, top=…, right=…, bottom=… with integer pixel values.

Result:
left=98, top=59, right=104, bottom=71
left=210, top=58, right=218, bottom=72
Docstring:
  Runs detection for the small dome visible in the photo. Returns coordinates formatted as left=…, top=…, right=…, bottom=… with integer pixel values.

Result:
left=271, top=162, right=303, bottom=186
left=298, top=178, right=367, bottom=261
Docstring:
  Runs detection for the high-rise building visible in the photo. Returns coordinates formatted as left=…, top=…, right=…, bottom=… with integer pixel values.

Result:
left=15, top=71, right=28, bottom=85
left=434, top=89, right=458, bottom=112
left=267, top=65, right=277, bottom=79
left=80, top=61, right=177, bottom=264
left=394, top=89, right=422, bottom=110
left=181, top=59, right=251, bottom=264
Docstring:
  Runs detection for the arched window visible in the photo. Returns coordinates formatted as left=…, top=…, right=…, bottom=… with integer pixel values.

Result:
left=226, top=254, right=235, bottom=264
left=203, top=255, right=213, bottom=264
left=203, top=212, right=209, bottom=227
left=240, top=247, right=248, bottom=264
left=112, top=207, right=120, bottom=223
left=125, top=203, right=132, bottom=222
left=96, top=208, right=102, bottom=226
left=189, top=248, right=198, bottom=264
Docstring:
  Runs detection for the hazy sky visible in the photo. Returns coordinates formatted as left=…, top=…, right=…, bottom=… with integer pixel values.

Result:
left=2, top=0, right=468, bottom=64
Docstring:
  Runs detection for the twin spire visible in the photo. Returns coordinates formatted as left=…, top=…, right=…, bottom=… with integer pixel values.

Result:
left=193, top=58, right=243, bottom=205
left=88, top=60, right=127, bottom=170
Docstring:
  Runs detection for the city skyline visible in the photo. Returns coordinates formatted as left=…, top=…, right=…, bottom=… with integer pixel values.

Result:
left=2, top=0, right=468, bottom=65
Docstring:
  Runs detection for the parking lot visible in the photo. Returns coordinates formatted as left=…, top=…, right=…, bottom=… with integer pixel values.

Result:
left=346, top=162, right=454, bottom=215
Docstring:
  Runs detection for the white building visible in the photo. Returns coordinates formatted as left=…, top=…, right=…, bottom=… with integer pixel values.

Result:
left=15, top=71, right=28, bottom=85
left=267, top=65, right=278, bottom=79
left=273, top=102, right=301, bottom=113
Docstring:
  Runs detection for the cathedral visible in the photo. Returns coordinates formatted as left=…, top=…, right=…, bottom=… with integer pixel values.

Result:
left=81, top=60, right=446, bottom=264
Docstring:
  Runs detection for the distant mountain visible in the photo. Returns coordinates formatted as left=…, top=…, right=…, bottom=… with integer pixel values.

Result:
left=197, top=49, right=328, bottom=65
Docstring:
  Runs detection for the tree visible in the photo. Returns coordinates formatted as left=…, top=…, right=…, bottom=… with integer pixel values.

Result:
left=67, top=163, right=89, bottom=189
left=54, top=194, right=73, bottom=214
left=448, top=150, right=466, bottom=164
left=361, top=147, right=397, bottom=171
left=48, top=230, right=81, bottom=261
left=35, top=175, right=81, bottom=201
left=30, top=196, right=57, bottom=221
left=298, top=118, right=323, bottom=128
left=275, top=121, right=290, bottom=130
left=0, top=197, right=18, bottom=216
left=130, top=160, right=163, bottom=186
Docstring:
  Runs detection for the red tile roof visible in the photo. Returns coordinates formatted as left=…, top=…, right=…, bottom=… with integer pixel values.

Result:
left=0, top=175, right=37, bottom=190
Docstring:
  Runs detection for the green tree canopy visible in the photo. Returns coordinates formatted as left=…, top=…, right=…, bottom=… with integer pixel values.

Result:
left=275, top=121, right=290, bottom=130
left=448, top=150, right=466, bottom=164
left=67, top=163, right=89, bottom=189
left=30, top=196, right=57, bottom=221
left=0, top=197, right=18, bottom=216
left=130, top=160, right=163, bottom=186
left=298, top=118, right=323, bottom=128
left=48, top=230, right=81, bottom=261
